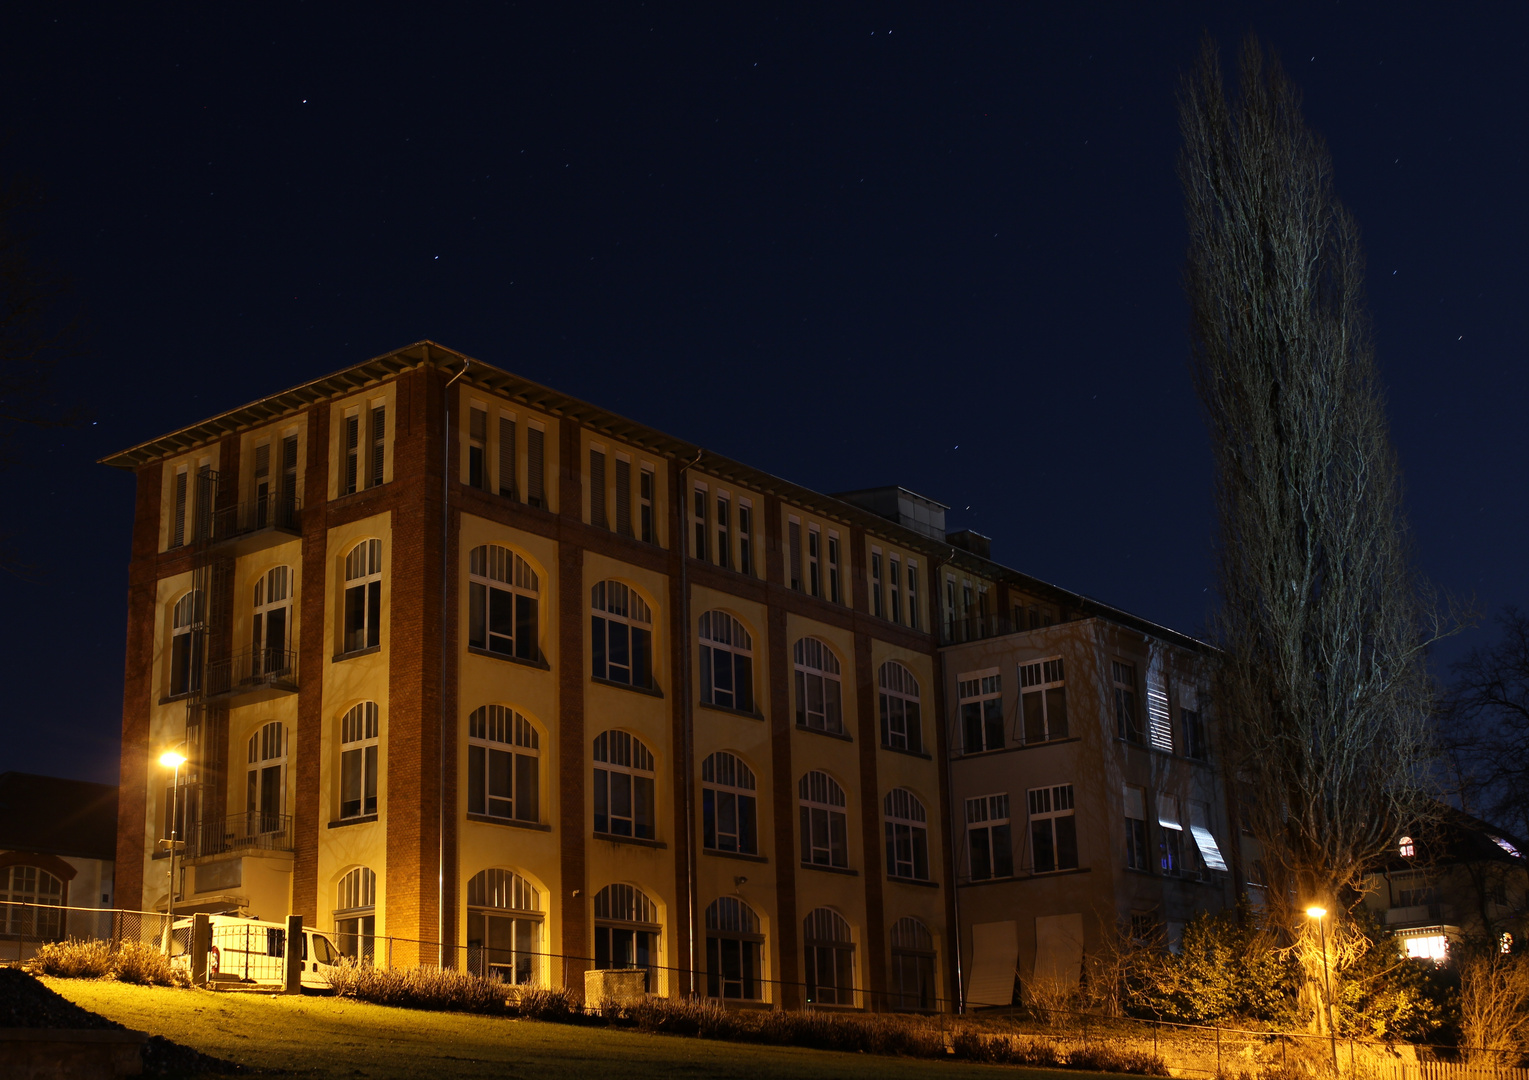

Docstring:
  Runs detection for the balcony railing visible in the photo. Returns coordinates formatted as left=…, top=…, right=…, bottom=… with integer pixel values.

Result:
left=209, top=491, right=301, bottom=546
left=188, top=812, right=295, bottom=859
left=205, top=647, right=298, bottom=700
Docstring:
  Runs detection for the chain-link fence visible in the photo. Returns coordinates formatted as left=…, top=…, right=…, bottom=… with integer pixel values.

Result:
left=1, top=901, right=173, bottom=965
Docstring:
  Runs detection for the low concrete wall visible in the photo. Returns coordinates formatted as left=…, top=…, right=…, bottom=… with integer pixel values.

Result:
left=585, top=969, right=648, bottom=1007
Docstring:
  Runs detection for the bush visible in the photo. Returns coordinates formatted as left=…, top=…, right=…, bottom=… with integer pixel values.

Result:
left=326, top=960, right=509, bottom=1014
left=1068, top=1044, right=1170, bottom=1075
left=513, top=984, right=579, bottom=1022
left=30, top=939, right=114, bottom=978
left=110, top=941, right=186, bottom=987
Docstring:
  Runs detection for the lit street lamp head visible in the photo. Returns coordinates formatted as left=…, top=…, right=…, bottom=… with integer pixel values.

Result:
left=159, top=751, right=187, bottom=768
left=1305, top=906, right=1327, bottom=919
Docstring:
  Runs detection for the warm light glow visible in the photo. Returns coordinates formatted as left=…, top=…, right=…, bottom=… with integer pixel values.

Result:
left=158, top=751, right=188, bottom=768
left=1305, top=906, right=1327, bottom=919
left=1404, top=934, right=1448, bottom=962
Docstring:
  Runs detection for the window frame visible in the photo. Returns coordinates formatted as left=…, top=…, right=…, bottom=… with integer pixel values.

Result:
left=705, top=897, right=764, bottom=1000
left=335, top=867, right=377, bottom=962
left=877, top=661, right=923, bottom=753
left=803, top=907, right=855, bottom=1006
left=590, top=580, right=654, bottom=689
left=593, top=730, right=657, bottom=840
left=699, top=611, right=754, bottom=713
left=1027, top=783, right=1078, bottom=874
left=701, top=751, right=758, bottom=856
left=342, top=539, right=383, bottom=655
left=798, top=771, right=849, bottom=869
left=793, top=637, right=844, bottom=735
left=957, top=672, right=1004, bottom=754
left=883, top=788, right=931, bottom=882
left=1018, top=657, right=1068, bottom=744
left=465, top=868, right=543, bottom=985
left=339, top=702, right=380, bottom=820
left=467, top=544, right=540, bottom=662
left=889, top=917, right=936, bottom=1012
left=467, top=705, right=541, bottom=823
left=965, top=793, right=1013, bottom=881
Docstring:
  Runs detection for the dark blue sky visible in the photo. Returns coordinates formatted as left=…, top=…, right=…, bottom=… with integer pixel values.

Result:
left=1, top=4, right=1524, bottom=784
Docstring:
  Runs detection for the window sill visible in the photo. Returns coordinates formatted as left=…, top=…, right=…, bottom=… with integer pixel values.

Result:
left=158, top=692, right=195, bottom=706
left=332, top=481, right=390, bottom=503
left=591, top=675, right=664, bottom=699
left=466, top=645, right=550, bottom=671
left=593, top=831, right=666, bottom=850
left=1025, top=865, right=1091, bottom=879
left=328, top=815, right=378, bottom=829
left=703, top=848, right=768, bottom=864
left=333, top=645, right=381, bottom=663
left=466, top=813, right=551, bottom=832
left=1018, top=735, right=1081, bottom=750
left=800, top=862, right=857, bottom=877
left=887, top=875, right=940, bottom=889
left=699, top=702, right=765, bottom=722
left=796, top=724, right=853, bottom=743
left=879, top=744, right=932, bottom=761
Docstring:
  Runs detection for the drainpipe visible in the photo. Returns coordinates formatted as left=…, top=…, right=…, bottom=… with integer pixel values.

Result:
left=677, top=449, right=702, bottom=995
left=440, top=358, right=471, bottom=965
left=933, top=547, right=967, bottom=1013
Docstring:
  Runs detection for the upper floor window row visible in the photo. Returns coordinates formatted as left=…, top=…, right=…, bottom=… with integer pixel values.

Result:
left=869, top=547, right=921, bottom=631
left=462, top=401, right=549, bottom=510
left=591, top=445, right=657, bottom=543
left=785, top=515, right=840, bottom=602
left=468, top=545, right=540, bottom=662
left=691, top=481, right=753, bottom=576
left=1114, top=658, right=1208, bottom=760
left=343, top=401, right=386, bottom=496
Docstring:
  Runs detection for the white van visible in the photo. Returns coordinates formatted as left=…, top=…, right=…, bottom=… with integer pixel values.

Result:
left=172, top=915, right=342, bottom=989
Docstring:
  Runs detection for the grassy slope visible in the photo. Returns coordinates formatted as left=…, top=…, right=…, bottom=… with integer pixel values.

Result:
left=41, top=977, right=1117, bottom=1080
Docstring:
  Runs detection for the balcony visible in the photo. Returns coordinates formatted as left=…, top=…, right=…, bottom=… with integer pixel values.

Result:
left=208, top=491, right=302, bottom=554
left=940, top=613, right=1017, bottom=646
left=205, top=647, right=298, bottom=703
left=1385, top=903, right=1445, bottom=928
left=187, top=812, right=295, bottom=859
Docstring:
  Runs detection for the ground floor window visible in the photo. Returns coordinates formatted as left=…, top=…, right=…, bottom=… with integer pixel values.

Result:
left=889, top=917, right=936, bottom=1011
left=593, top=884, right=661, bottom=990
left=465, top=868, right=542, bottom=985
left=803, top=907, right=854, bottom=1006
left=0, top=865, right=63, bottom=939
left=705, top=897, right=763, bottom=1000
left=334, top=867, right=376, bottom=962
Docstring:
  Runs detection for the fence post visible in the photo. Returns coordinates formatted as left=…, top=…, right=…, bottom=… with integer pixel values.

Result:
left=190, top=913, right=210, bottom=985
left=284, top=915, right=303, bottom=994
left=1216, top=1025, right=1222, bottom=1075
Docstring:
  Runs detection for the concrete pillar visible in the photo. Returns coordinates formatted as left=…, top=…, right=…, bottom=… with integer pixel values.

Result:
left=191, top=913, right=211, bottom=985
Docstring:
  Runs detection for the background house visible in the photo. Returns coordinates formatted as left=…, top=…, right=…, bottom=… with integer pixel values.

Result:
left=0, top=771, right=117, bottom=953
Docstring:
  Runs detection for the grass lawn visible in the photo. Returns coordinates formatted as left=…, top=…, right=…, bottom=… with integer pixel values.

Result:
left=40, top=977, right=1130, bottom=1080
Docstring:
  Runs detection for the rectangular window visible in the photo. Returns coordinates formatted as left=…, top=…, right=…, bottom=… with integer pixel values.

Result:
left=343, top=409, right=360, bottom=495
left=1019, top=658, right=1068, bottom=743
left=498, top=415, right=518, bottom=499
left=906, top=561, right=919, bottom=628
left=590, top=449, right=608, bottom=528
left=639, top=466, right=655, bottom=543
left=1113, top=661, right=1143, bottom=743
left=966, top=794, right=1013, bottom=881
left=1157, top=794, right=1183, bottom=876
left=827, top=533, right=840, bottom=603
left=716, top=494, right=730, bottom=569
left=615, top=457, right=632, bottom=537
left=1028, top=784, right=1078, bottom=874
left=1189, top=801, right=1228, bottom=872
left=526, top=425, right=546, bottom=508
left=807, top=525, right=821, bottom=597
left=1147, top=664, right=1173, bottom=752
left=787, top=518, right=802, bottom=590
left=958, top=673, right=1005, bottom=754
left=889, top=557, right=901, bottom=624
left=1124, top=784, right=1149, bottom=871
left=172, top=468, right=188, bottom=547
left=252, top=442, right=271, bottom=526
left=280, top=434, right=299, bottom=511
left=693, top=485, right=708, bottom=561
left=1182, top=708, right=1206, bottom=760
left=369, top=402, right=386, bottom=487
left=944, top=577, right=956, bottom=637
left=870, top=550, right=883, bottom=617
left=737, top=501, right=752, bottom=575
left=468, top=406, right=488, bottom=491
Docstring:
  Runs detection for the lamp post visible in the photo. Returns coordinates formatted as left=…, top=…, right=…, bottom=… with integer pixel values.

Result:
left=160, top=750, right=187, bottom=948
left=1305, top=906, right=1339, bottom=1075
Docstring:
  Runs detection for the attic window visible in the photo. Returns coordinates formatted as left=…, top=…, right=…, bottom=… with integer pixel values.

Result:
left=1398, top=836, right=1415, bottom=858
left=1491, top=835, right=1523, bottom=858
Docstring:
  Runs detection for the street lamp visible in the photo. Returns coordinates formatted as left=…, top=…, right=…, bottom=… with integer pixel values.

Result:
left=159, top=750, right=187, bottom=942
left=1305, top=906, right=1339, bottom=1075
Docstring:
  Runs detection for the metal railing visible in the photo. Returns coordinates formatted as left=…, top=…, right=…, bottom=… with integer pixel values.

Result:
left=209, top=491, right=301, bottom=544
left=187, top=811, right=295, bottom=858
left=204, top=647, right=298, bottom=699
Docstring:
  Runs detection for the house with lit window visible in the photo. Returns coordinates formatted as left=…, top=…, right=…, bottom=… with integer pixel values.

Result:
left=941, top=617, right=1234, bottom=1008
left=0, top=772, right=118, bottom=953
left=1359, top=806, right=1528, bottom=962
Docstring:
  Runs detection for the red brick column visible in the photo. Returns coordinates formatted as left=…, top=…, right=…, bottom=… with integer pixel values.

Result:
left=764, top=495, right=801, bottom=1008
left=292, top=404, right=330, bottom=923
left=115, top=462, right=164, bottom=911
left=852, top=628, right=888, bottom=1009
left=666, top=458, right=694, bottom=997
left=557, top=419, right=587, bottom=995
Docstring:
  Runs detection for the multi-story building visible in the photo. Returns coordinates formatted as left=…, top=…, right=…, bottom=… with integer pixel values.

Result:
left=105, top=340, right=1232, bottom=1009
left=941, top=612, right=1234, bottom=1007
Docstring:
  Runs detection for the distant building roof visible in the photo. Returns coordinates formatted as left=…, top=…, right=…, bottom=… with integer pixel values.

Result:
left=0, top=773, right=118, bottom=862
left=1382, top=801, right=1527, bottom=872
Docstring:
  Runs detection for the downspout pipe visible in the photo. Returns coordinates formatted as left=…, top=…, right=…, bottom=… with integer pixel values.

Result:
left=677, top=449, right=703, bottom=995
left=440, top=358, right=471, bottom=965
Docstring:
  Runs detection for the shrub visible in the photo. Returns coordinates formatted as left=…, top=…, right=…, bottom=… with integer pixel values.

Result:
left=514, top=984, right=578, bottom=1022
left=29, top=939, right=114, bottom=979
left=326, top=961, right=509, bottom=1014
left=111, top=940, right=186, bottom=987
left=1068, top=1044, right=1170, bottom=1076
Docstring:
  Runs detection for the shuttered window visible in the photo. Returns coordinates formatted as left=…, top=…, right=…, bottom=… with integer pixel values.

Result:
left=590, top=449, right=607, bottom=528
left=526, top=427, right=546, bottom=507
left=498, top=416, right=517, bottom=498
left=468, top=406, right=489, bottom=490
left=344, top=411, right=360, bottom=494
left=369, top=404, right=386, bottom=487
left=787, top=518, right=802, bottom=590
left=615, top=458, right=632, bottom=536
left=172, top=468, right=188, bottom=547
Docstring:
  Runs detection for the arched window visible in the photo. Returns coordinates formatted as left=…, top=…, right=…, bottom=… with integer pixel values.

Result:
left=342, top=540, right=382, bottom=654
left=1, top=865, right=63, bottom=939
left=799, top=771, right=848, bottom=868
left=889, top=917, right=935, bottom=1011
left=878, top=662, right=922, bottom=753
left=252, top=566, right=294, bottom=677
left=594, top=884, right=662, bottom=989
left=699, top=611, right=753, bottom=712
left=705, top=897, right=763, bottom=1000
left=701, top=752, right=757, bottom=855
left=884, top=789, right=930, bottom=881
left=468, top=545, right=539, bottom=661
left=169, top=590, right=203, bottom=696
left=794, top=638, right=843, bottom=734
left=467, top=706, right=540, bottom=823
left=1399, top=835, right=1415, bottom=858
left=246, top=721, right=287, bottom=834
left=803, top=907, right=854, bottom=1006
left=340, top=703, right=379, bottom=819
left=593, top=731, right=656, bottom=840
left=335, top=868, right=376, bottom=961
left=591, top=581, right=653, bottom=688
left=466, top=868, right=542, bottom=985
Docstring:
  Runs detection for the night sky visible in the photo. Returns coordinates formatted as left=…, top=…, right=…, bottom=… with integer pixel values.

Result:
left=0, top=4, right=1523, bottom=785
